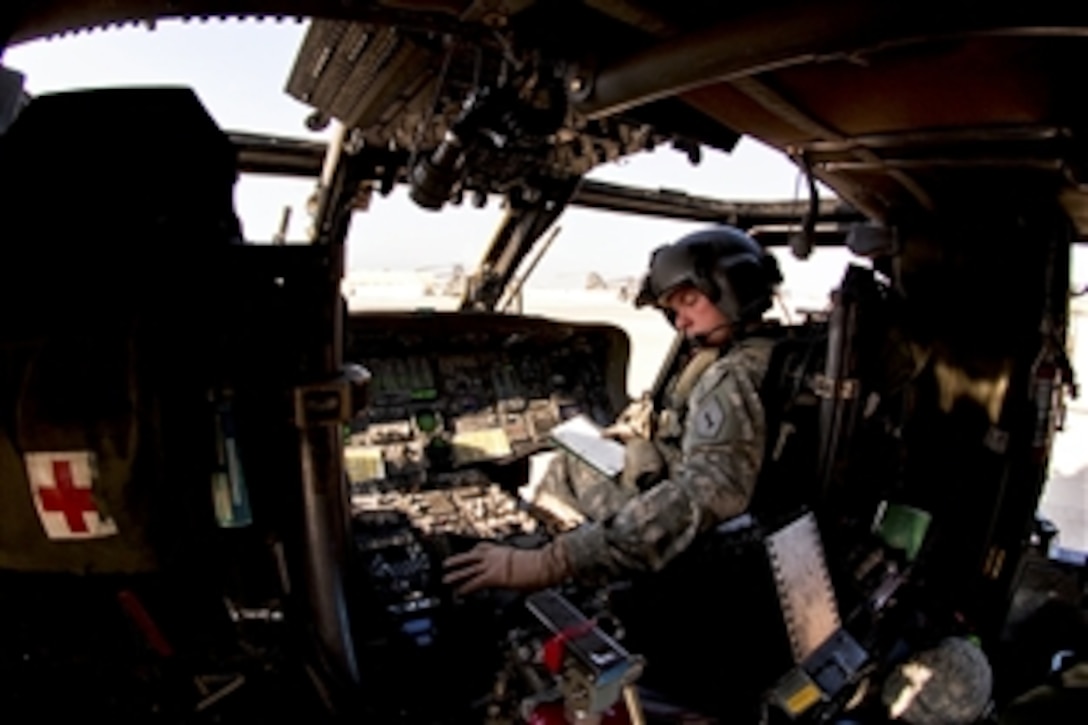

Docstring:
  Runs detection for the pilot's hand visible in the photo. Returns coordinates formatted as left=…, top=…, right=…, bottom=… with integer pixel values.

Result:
left=608, top=395, right=655, bottom=441
left=442, top=540, right=571, bottom=595
left=602, top=422, right=639, bottom=442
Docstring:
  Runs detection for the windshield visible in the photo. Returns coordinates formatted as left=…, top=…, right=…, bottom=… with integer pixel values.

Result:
left=346, top=136, right=860, bottom=395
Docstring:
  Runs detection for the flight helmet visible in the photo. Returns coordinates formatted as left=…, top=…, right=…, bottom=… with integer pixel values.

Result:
left=635, top=225, right=783, bottom=325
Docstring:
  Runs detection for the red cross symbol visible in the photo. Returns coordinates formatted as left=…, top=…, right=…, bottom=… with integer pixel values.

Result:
left=37, top=459, right=98, bottom=533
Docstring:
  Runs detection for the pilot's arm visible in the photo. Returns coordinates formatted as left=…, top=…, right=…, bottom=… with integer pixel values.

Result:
left=561, top=356, right=766, bottom=580
left=443, top=355, right=766, bottom=593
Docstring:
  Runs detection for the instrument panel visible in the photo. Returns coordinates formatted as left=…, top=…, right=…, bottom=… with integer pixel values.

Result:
left=344, top=311, right=630, bottom=502
left=343, top=308, right=629, bottom=594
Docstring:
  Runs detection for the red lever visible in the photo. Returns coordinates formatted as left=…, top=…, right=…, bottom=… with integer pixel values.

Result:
left=542, top=618, right=597, bottom=673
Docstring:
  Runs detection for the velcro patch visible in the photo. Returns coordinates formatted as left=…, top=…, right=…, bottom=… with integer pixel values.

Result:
left=24, top=451, right=118, bottom=540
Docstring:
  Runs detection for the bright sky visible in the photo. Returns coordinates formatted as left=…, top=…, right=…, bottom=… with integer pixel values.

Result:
left=1, top=16, right=860, bottom=298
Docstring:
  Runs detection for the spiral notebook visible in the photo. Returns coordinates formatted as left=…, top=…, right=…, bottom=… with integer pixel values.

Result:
left=764, top=512, right=840, bottom=663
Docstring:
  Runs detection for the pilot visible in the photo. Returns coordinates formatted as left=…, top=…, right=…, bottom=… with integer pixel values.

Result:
left=443, top=225, right=783, bottom=593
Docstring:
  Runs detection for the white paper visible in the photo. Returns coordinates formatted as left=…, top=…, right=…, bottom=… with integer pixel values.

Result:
left=548, top=414, right=626, bottom=479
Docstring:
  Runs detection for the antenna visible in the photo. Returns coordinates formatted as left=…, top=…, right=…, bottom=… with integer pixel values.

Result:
left=272, top=205, right=292, bottom=245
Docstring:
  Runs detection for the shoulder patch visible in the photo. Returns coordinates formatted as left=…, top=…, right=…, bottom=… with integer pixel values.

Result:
left=694, top=396, right=725, bottom=438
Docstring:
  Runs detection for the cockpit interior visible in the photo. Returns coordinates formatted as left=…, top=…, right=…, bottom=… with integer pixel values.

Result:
left=1, top=2, right=1087, bottom=724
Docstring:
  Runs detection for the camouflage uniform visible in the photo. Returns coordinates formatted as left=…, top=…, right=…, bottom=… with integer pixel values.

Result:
left=548, top=335, right=775, bottom=583
left=535, top=449, right=641, bottom=523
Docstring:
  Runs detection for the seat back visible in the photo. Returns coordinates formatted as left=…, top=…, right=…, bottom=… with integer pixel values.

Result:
left=0, top=86, right=242, bottom=574
left=750, top=264, right=903, bottom=530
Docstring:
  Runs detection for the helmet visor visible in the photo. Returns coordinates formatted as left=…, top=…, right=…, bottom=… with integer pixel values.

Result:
left=635, top=243, right=704, bottom=308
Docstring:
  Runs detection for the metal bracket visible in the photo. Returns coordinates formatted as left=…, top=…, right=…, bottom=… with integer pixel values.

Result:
left=525, top=589, right=644, bottom=717
left=812, top=374, right=859, bottom=400
left=194, top=673, right=247, bottom=712
left=293, top=378, right=352, bottom=428
left=983, top=426, right=1009, bottom=454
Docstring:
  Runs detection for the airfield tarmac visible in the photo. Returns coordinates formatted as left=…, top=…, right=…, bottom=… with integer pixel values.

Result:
left=347, top=285, right=1088, bottom=553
